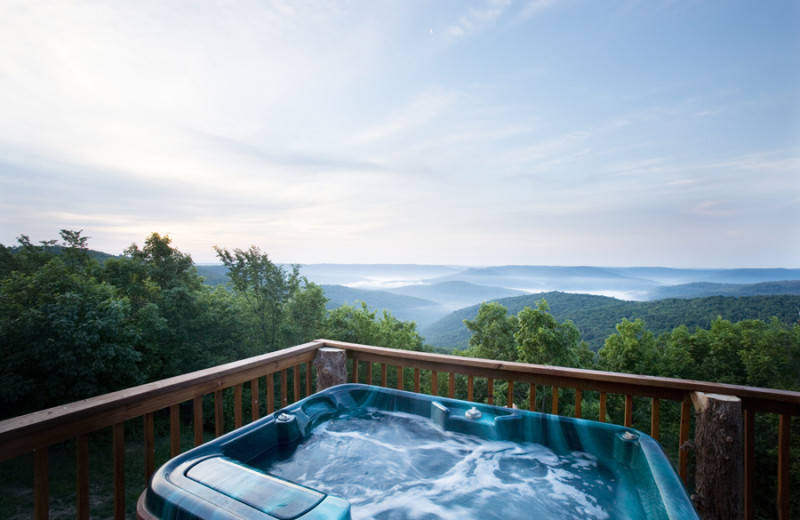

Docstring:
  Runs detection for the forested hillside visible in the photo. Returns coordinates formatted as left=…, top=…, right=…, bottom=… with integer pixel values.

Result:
left=0, top=231, right=427, bottom=419
left=422, top=291, right=800, bottom=351
left=320, top=284, right=446, bottom=327
left=645, top=280, right=800, bottom=299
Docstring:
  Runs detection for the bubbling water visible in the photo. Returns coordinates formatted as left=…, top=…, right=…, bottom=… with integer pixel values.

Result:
left=252, top=409, right=627, bottom=520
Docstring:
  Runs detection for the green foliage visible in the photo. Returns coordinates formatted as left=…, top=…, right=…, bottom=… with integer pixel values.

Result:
left=214, top=245, right=306, bottom=350
left=0, top=231, right=431, bottom=419
left=281, top=282, right=328, bottom=347
left=463, top=302, right=518, bottom=362
left=516, top=300, right=586, bottom=368
left=320, top=301, right=425, bottom=351
left=424, top=291, right=800, bottom=351
left=598, top=318, right=658, bottom=375
left=0, top=232, right=142, bottom=417
left=462, top=299, right=594, bottom=370
left=0, top=233, right=276, bottom=417
left=460, top=299, right=594, bottom=411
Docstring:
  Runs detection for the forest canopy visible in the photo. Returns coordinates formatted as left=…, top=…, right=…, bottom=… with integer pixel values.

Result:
left=2, top=230, right=798, bottom=421
left=0, top=231, right=425, bottom=419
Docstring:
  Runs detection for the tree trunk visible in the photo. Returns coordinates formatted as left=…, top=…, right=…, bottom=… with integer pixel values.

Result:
left=313, top=347, right=347, bottom=392
left=691, top=392, right=743, bottom=520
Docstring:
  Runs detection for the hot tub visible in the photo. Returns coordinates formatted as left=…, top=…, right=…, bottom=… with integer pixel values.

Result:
left=138, top=384, right=698, bottom=519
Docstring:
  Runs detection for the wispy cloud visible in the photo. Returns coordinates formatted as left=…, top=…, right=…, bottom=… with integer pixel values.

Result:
left=444, top=0, right=511, bottom=37
left=344, top=87, right=461, bottom=146
left=516, top=0, right=559, bottom=21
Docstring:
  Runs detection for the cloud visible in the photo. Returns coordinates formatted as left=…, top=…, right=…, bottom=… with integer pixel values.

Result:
left=344, top=87, right=461, bottom=146
left=444, top=0, right=511, bottom=38
left=516, top=0, right=558, bottom=21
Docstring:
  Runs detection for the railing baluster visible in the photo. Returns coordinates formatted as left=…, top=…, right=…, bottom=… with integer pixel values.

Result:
left=529, top=384, right=536, bottom=411
left=144, top=412, right=155, bottom=483
left=77, top=434, right=89, bottom=520
left=193, top=396, right=203, bottom=447
left=507, top=381, right=514, bottom=408
left=599, top=392, right=607, bottom=422
left=113, top=422, right=125, bottom=520
left=234, top=384, right=243, bottom=429
left=448, top=373, right=455, bottom=398
left=294, top=365, right=301, bottom=402
left=170, top=404, right=180, bottom=457
left=381, top=364, right=387, bottom=387
left=575, top=389, right=582, bottom=418
left=281, top=369, right=288, bottom=407
left=468, top=375, right=474, bottom=402
left=267, top=373, right=275, bottom=414
left=431, top=370, right=438, bottom=396
left=487, top=378, right=494, bottom=405
left=552, top=387, right=559, bottom=415
left=305, top=361, right=312, bottom=397
left=214, top=389, right=224, bottom=437
left=624, top=395, right=633, bottom=427
left=651, top=398, right=660, bottom=441
left=34, top=447, right=48, bottom=520
left=397, top=366, right=404, bottom=390
left=744, top=408, right=755, bottom=520
left=679, top=397, right=691, bottom=484
left=251, top=378, right=260, bottom=421
left=414, top=368, right=421, bottom=393
left=353, top=359, right=360, bottom=384
left=777, top=414, right=791, bottom=520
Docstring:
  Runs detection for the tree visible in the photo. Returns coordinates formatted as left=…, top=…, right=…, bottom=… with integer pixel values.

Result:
left=0, top=235, right=142, bottom=418
left=515, top=300, right=589, bottom=368
left=320, top=302, right=425, bottom=351
left=214, top=245, right=301, bottom=350
left=598, top=318, right=658, bottom=375
left=103, top=233, right=218, bottom=379
left=280, top=282, right=328, bottom=347
left=126, top=233, right=201, bottom=292
left=463, top=302, right=518, bottom=362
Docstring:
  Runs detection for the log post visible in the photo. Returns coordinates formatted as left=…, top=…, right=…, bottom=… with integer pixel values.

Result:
left=313, top=347, right=347, bottom=392
left=691, top=392, right=743, bottom=520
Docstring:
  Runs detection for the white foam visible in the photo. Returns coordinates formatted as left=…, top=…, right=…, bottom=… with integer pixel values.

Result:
left=259, top=410, right=622, bottom=519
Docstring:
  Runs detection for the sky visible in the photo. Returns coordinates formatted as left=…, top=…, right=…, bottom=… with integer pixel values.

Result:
left=1, top=1, right=798, bottom=268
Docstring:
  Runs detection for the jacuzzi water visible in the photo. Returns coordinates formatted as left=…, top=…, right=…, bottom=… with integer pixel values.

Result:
left=138, top=384, right=699, bottom=520
left=252, top=409, right=619, bottom=519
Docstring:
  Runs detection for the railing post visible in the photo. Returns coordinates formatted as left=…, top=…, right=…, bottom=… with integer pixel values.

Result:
left=691, top=392, right=743, bottom=520
left=313, top=347, right=347, bottom=392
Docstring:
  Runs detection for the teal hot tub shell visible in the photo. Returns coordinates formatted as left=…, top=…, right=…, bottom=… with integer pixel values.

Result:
left=138, top=384, right=699, bottom=520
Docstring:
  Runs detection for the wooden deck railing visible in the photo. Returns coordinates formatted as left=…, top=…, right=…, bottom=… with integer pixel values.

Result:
left=1, top=339, right=798, bottom=519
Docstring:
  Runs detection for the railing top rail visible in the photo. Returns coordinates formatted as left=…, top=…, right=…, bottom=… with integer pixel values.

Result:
left=0, top=341, right=323, bottom=461
left=2, top=339, right=799, bottom=462
left=321, top=340, right=800, bottom=411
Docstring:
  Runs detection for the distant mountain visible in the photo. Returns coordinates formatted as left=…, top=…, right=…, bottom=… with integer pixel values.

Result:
left=604, top=267, right=800, bottom=285
left=423, top=265, right=659, bottom=299
left=384, top=281, right=527, bottom=311
left=421, top=292, right=800, bottom=352
left=196, top=264, right=230, bottom=286
left=644, top=280, right=800, bottom=300
left=421, top=292, right=622, bottom=351
left=193, top=263, right=800, bottom=341
left=321, top=285, right=448, bottom=327
left=295, top=264, right=465, bottom=287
